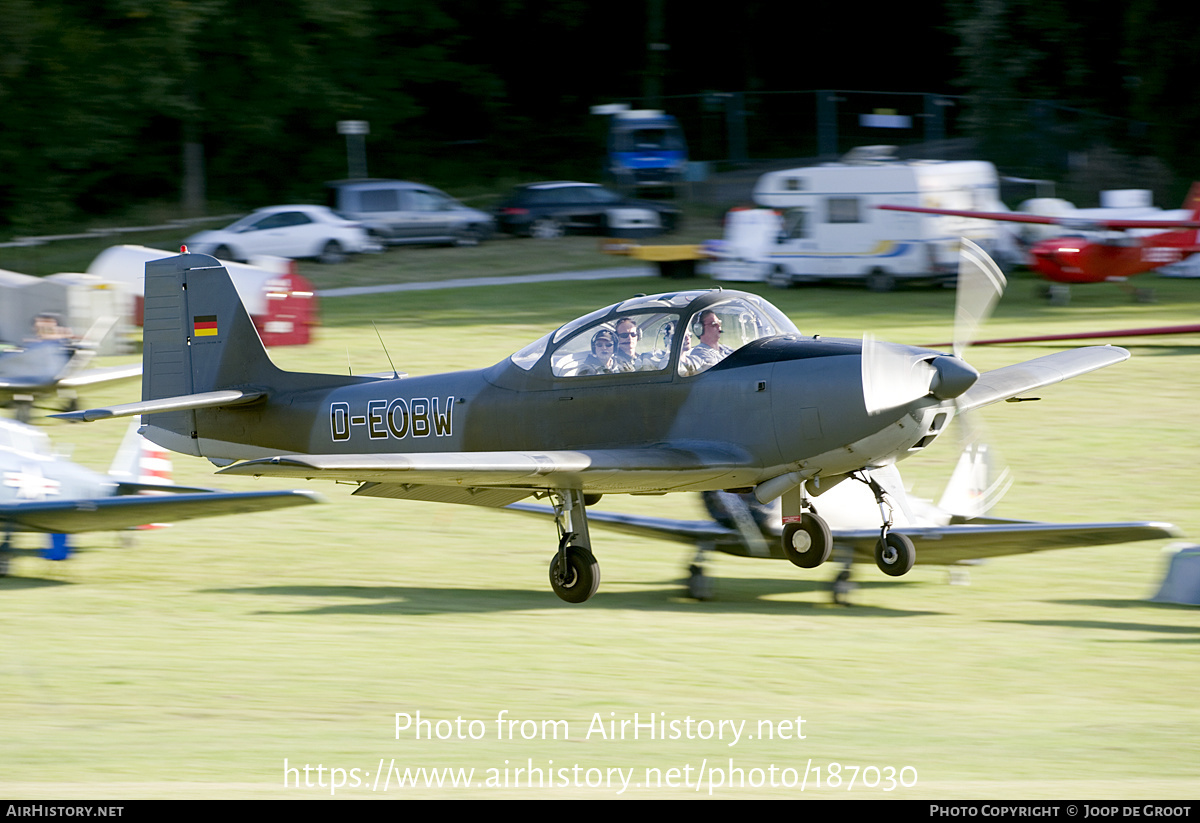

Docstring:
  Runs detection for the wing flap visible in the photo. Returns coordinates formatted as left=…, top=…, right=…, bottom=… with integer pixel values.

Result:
left=0, top=489, right=322, bottom=533
left=956, top=346, right=1129, bottom=413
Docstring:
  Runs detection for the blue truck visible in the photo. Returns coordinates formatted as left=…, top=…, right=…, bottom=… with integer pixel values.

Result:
left=606, top=109, right=688, bottom=196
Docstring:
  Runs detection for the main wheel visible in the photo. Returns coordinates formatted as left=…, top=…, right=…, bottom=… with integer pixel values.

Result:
left=875, top=532, right=915, bottom=577
left=781, top=513, right=832, bottom=569
left=212, top=244, right=236, bottom=262
left=549, top=546, right=600, bottom=603
left=530, top=217, right=564, bottom=239
left=318, top=240, right=346, bottom=264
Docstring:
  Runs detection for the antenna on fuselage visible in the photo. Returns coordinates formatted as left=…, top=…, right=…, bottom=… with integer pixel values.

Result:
left=372, top=322, right=400, bottom=379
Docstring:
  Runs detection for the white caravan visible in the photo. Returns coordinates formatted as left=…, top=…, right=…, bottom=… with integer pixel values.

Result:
left=709, top=147, right=1004, bottom=290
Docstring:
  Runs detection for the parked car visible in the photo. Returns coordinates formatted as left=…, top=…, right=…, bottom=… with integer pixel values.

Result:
left=325, top=179, right=494, bottom=246
left=184, top=205, right=379, bottom=264
left=492, top=181, right=681, bottom=239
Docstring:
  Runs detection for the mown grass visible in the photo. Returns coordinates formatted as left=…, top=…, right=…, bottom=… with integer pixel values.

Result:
left=2, top=259, right=1198, bottom=798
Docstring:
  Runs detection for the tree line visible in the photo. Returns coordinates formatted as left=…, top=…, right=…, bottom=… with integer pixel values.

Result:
left=0, top=0, right=1195, bottom=235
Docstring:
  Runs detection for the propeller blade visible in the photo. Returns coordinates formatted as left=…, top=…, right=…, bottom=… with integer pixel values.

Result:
left=953, top=238, right=1006, bottom=359
left=861, top=334, right=938, bottom=415
left=936, top=419, right=1013, bottom=519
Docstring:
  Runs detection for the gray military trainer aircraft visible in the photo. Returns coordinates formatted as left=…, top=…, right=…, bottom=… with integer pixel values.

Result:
left=59, top=243, right=1131, bottom=603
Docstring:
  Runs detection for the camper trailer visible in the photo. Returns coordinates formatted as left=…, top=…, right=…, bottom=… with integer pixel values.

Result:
left=709, top=147, right=1003, bottom=290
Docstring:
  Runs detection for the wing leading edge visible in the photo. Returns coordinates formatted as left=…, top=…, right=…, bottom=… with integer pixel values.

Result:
left=956, top=346, right=1130, bottom=413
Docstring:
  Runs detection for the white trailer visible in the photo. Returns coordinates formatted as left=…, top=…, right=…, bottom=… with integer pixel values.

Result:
left=709, top=147, right=1004, bottom=291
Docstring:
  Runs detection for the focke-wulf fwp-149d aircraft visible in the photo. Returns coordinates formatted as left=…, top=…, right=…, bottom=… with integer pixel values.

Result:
left=60, top=244, right=1132, bottom=603
left=0, top=416, right=321, bottom=574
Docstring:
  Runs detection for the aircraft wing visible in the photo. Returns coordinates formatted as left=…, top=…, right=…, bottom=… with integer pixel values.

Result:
left=876, top=204, right=1200, bottom=231
left=217, top=445, right=760, bottom=500
left=0, top=489, right=322, bottom=534
left=56, top=362, right=143, bottom=388
left=831, top=521, right=1182, bottom=565
left=956, top=346, right=1129, bottom=413
left=510, top=503, right=1180, bottom=565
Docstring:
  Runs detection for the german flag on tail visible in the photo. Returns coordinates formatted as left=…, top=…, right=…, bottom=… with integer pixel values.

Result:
left=193, top=315, right=218, bottom=338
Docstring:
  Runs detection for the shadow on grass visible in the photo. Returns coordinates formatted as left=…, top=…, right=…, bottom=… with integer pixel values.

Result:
left=996, top=618, right=1200, bottom=640
left=0, top=576, right=72, bottom=590
left=207, top=577, right=942, bottom=617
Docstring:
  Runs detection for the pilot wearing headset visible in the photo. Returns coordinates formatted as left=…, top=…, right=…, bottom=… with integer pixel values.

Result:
left=577, top=327, right=619, bottom=375
left=679, top=310, right=733, bottom=376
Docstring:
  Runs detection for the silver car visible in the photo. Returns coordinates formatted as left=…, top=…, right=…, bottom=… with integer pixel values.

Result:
left=325, top=179, right=494, bottom=246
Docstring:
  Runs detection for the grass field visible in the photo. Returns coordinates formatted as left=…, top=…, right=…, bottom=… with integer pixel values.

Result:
left=3, top=253, right=1199, bottom=799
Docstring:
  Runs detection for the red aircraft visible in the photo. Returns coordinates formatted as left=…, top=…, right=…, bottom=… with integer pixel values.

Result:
left=878, top=183, right=1200, bottom=284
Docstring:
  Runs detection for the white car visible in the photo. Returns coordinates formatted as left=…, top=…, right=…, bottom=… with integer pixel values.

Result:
left=185, top=205, right=380, bottom=264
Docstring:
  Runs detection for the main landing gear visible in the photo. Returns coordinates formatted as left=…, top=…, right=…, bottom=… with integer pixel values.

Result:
left=547, top=489, right=600, bottom=603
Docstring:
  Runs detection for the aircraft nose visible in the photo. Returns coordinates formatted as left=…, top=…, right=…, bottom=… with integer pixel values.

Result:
left=929, top=355, right=978, bottom=401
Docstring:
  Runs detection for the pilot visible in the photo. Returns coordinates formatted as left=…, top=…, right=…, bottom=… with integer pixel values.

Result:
left=680, top=310, right=733, bottom=376
left=577, top=328, right=618, bottom=375
left=31, top=312, right=72, bottom=341
left=613, top=317, right=641, bottom=370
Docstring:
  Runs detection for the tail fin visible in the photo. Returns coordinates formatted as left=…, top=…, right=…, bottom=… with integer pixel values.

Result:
left=108, top=416, right=173, bottom=485
left=143, top=252, right=281, bottom=403
left=1183, top=182, right=1200, bottom=218
left=140, top=253, right=287, bottom=456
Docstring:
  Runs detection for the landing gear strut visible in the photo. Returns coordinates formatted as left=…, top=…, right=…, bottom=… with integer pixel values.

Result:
left=779, top=484, right=833, bottom=570
left=853, top=471, right=916, bottom=576
left=547, top=489, right=600, bottom=603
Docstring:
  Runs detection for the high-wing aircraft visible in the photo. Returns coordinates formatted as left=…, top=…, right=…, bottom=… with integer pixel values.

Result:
left=59, top=245, right=1132, bottom=603
left=508, top=443, right=1179, bottom=602
left=0, top=416, right=321, bottom=574
left=0, top=316, right=141, bottom=422
left=878, top=183, right=1200, bottom=286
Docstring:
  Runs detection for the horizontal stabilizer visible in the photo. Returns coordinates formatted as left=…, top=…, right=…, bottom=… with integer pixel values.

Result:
left=0, top=489, right=322, bottom=534
left=52, top=389, right=266, bottom=422
left=956, top=346, right=1129, bottom=413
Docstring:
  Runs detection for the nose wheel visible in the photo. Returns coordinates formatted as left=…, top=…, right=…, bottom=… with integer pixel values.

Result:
left=875, top=532, right=915, bottom=576
left=853, top=471, right=917, bottom=576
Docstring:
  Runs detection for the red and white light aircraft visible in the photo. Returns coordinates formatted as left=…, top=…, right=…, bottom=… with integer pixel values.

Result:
left=879, top=184, right=1200, bottom=284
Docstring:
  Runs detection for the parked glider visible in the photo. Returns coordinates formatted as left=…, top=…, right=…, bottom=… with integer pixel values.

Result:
left=60, top=245, right=1131, bottom=603
left=508, top=442, right=1178, bottom=602
left=0, top=416, right=321, bottom=574
left=0, top=316, right=141, bottom=422
left=878, top=183, right=1200, bottom=285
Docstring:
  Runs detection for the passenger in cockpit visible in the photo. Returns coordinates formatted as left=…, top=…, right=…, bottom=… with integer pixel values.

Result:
left=577, top=328, right=618, bottom=375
